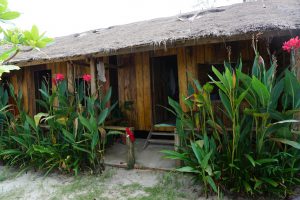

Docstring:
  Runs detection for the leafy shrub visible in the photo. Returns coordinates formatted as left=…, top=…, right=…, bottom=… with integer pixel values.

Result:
left=0, top=74, right=116, bottom=175
left=163, top=38, right=300, bottom=198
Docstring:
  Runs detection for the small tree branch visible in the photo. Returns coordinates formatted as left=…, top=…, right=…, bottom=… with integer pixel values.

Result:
left=2, top=47, right=33, bottom=64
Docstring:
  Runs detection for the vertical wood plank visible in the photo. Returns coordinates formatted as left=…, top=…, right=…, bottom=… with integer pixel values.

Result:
left=135, top=53, right=145, bottom=130
left=196, top=45, right=205, bottom=64
left=142, top=52, right=152, bottom=130
left=177, top=47, right=188, bottom=111
left=90, top=59, right=97, bottom=96
left=21, top=68, right=29, bottom=113
left=186, top=47, right=198, bottom=84
left=67, top=62, right=74, bottom=94
left=204, top=44, right=213, bottom=63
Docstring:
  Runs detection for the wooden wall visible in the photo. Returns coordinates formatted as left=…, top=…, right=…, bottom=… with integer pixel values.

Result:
left=116, top=40, right=256, bottom=131
left=9, top=61, right=89, bottom=116
left=8, top=39, right=269, bottom=131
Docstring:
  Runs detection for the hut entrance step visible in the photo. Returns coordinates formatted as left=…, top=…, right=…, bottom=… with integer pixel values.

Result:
left=143, top=125, right=175, bottom=149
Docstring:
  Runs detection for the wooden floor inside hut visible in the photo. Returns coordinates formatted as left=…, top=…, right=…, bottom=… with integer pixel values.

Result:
left=104, top=139, right=176, bottom=170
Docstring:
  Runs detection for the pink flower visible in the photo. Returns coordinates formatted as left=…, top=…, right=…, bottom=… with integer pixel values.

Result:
left=83, top=74, right=92, bottom=82
left=52, top=73, right=64, bottom=85
left=125, top=128, right=135, bottom=143
left=282, top=36, right=300, bottom=53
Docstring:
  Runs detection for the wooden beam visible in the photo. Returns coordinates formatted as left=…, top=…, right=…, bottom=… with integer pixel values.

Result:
left=67, top=62, right=74, bottom=94
left=177, top=47, right=188, bottom=112
left=90, top=58, right=97, bottom=96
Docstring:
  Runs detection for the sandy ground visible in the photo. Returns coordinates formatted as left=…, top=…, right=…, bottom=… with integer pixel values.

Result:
left=0, top=166, right=203, bottom=200
left=0, top=166, right=299, bottom=200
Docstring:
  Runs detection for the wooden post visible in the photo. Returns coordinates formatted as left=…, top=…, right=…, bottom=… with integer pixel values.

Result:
left=174, top=129, right=182, bottom=167
left=90, top=58, right=97, bottom=96
left=67, top=62, right=74, bottom=94
left=126, top=129, right=135, bottom=169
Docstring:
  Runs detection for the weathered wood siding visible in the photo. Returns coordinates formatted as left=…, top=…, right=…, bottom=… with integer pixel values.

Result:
left=8, top=39, right=264, bottom=131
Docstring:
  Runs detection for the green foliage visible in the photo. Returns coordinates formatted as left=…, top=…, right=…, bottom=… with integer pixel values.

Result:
left=0, top=0, right=53, bottom=77
left=0, top=78, right=116, bottom=175
left=163, top=48, right=300, bottom=198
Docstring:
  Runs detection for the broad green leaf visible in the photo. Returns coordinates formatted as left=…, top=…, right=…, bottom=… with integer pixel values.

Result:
left=219, top=91, right=232, bottom=119
left=98, top=108, right=109, bottom=125
left=206, top=176, right=218, bottom=193
left=91, top=131, right=99, bottom=150
left=245, top=154, right=255, bottom=167
left=243, top=181, right=252, bottom=193
left=255, top=158, right=278, bottom=165
left=78, top=115, right=92, bottom=133
left=0, top=0, right=8, bottom=13
left=101, top=87, right=112, bottom=109
left=191, top=142, right=203, bottom=164
left=271, top=138, right=300, bottom=149
left=260, top=177, right=278, bottom=187
left=0, top=11, right=20, bottom=20
left=251, top=76, right=270, bottom=107
left=176, top=166, right=199, bottom=173
left=31, top=25, right=39, bottom=40
left=62, top=128, right=75, bottom=143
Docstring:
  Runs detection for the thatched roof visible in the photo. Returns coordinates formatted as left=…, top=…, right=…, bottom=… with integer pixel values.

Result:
left=9, top=0, right=300, bottom=65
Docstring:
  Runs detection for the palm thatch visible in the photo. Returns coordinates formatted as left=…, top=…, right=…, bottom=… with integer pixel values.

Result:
left=8, top=0, right=300, bottom=65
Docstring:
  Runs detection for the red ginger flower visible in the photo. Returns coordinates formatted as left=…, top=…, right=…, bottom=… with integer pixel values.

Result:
left=125, top=128, right=135, bottom=143
left=83, top=74, right=92, bottom=82
left=282, top=36, right=300, bottom=53
left=52, top=73, right=64, bottom=85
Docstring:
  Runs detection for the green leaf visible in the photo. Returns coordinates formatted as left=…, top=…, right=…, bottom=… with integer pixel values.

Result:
left=219, top=91, right=232, bottom=119
left=62, top=128, right=75, bottom=143
left=255, top=158, right=278, bottom=165
left=176, top=166, right=199, bottom=173
left=101, top=87, right=112, bottom=109
left=161, top=150, right=190, bottom=163
left=201, top=150, right=213, bottom=169
left=78, top=115, right=92, bottom=133
left=206, top=176, right=218, bottom=193
left=98, top=108, right=109, bottom=125
left=31, top=25, right=39, bottom=40
left=191, top=142, right=203, bottom=164
left=270, top=138, right=300, bottom=149
left=26, top=115, right=37, bottom=131
left=254, top=179, right=263, bottom=189
left=91, top=131, right=99, bottom=150
left=260, top=177, right=278, bottom=187
left=245, top=154, right=255, bottom=167
left=0, top=0, right=8, bottom=13
left=0, top=11, right=20, bottom=20
left=236, top=88, right=249, bottom=108
left=251, top=76, right=270, bottom=107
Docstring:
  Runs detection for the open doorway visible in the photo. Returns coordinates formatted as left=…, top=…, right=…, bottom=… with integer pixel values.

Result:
left=150, top=55, right=179, bottom=125
left=34, top=69, right=52, bottom=113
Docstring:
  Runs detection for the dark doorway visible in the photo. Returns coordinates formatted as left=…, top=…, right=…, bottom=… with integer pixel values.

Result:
left=150, top=55, right=179, bottom=125
left=34, top=69, right=52, bottom=113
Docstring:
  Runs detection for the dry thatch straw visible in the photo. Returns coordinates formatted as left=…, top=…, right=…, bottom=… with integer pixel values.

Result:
left=5, top=0, right=300, bottom=65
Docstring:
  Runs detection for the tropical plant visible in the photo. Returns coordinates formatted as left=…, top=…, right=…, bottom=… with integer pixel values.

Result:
left=0, top=0, right=53, bottom=77
left=163, top=37, right=300, bottom=198
left=0, top=72, right=116, bottom=175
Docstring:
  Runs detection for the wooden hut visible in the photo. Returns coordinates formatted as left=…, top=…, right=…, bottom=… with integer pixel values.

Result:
left=4, top=0, right=300, bottom=133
